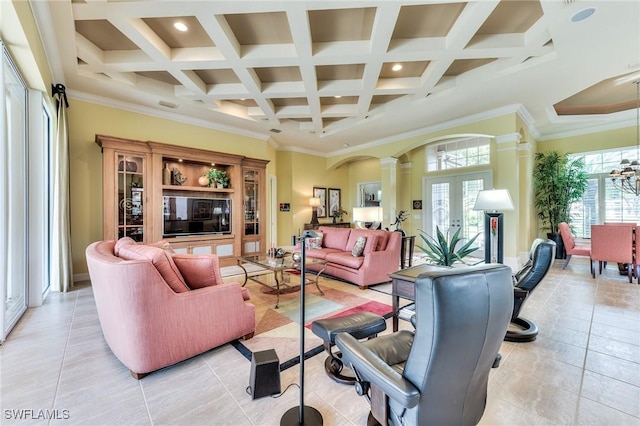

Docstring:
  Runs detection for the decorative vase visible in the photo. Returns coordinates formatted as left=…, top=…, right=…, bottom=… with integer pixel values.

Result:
left=162, top=163, right=171, bottom=185
left=198, top=176, right=209, bottom=187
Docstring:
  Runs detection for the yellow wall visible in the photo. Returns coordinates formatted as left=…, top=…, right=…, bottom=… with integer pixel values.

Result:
left=275, top=151, right=350, bottom=242
left=68, top=100, right=272, bottom=274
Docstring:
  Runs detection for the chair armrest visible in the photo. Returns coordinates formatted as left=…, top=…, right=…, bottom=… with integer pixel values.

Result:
left=335, top=332, right=420, bottom=409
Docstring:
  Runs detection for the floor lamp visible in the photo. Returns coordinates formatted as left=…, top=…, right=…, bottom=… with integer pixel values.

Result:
left=473, top=189, right=514, bottom=264
left=281, top=230, right=323, bottom=426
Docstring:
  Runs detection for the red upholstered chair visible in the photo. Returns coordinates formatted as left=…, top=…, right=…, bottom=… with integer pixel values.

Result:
left=558, top=222, right=590, bottom=270
left=590, top=225, right=634, bottom=283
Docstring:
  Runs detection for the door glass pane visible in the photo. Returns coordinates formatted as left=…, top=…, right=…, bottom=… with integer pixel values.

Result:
left=570, top=178, right=599, bottom=238
left=462, top=178, right=484, bottom=248
left=430, top=182, right=449, bottom=235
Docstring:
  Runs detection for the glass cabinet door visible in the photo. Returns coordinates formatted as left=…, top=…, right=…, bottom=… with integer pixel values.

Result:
left=117, top=154, right=145, bottom=241
left=243, top=169, right=259, bottom=236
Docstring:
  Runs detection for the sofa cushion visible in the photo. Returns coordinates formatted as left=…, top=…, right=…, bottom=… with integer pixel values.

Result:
left=306, top=248, right=342, bottom=260
left=370, top=230, right=390, bottom=250
left=305, top=232, right=324, bottom=249
left=171, top=254, right=223, bottom=289
left=325, top=252, right=364, bottom=269
left=351, top=236, right=367, bottom=257
left=318, top=227, right=351, bottom=250
left=363, top=235, right=378, bottom=254
left=118, top=244, right=189, bottom=293
left=114, top=236, right=136, bottom=256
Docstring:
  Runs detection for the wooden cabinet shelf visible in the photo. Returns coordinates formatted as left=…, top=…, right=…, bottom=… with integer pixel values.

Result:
left=96, top=134, right=268, bottom=264
left=161, top=185, right=234, bottom=193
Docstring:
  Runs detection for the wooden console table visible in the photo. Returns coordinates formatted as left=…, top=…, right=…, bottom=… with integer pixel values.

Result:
left=400, top=235, right=415, bottom=269
left=304, top=222, right=351, bottom=230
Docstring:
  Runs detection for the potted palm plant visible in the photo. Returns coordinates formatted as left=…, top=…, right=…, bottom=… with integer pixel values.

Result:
left=533, top=151, right=588, bottom=258
left=417, top=226, right=480, bottom=266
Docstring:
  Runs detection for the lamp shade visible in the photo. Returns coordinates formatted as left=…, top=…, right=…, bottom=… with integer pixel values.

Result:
left=309, top=197, right=321, bottom=207
left=473, top=189, right=514, bottom=211
left=352, top=207, right=383, bottom=222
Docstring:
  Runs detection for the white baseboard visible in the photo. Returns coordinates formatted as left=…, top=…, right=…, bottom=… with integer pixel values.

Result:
left=74, top=272, right=90, bottom=283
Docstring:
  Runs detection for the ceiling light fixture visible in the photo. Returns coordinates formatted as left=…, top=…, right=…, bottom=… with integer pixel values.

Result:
left=173, top=22, right=188, bottom=32
left=570, top=7, right=596, bottom=23
left=392, top=64, right=403, bottom=71
left=610, top=81, right=640, bottom=195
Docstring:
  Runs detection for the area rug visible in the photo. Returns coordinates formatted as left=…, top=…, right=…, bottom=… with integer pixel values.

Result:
left=232, top=277, right=393, bottom=371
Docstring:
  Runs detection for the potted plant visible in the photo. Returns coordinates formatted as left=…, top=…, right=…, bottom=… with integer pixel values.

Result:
left=417, top=226, right=480, bottom=266
left=533, top=150, right=588, bottom=258
left=205, top=168, right=229, bottom=188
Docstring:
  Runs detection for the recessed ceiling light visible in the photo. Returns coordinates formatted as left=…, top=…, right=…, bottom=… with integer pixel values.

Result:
left=344, top=143, right=350, bottom=147
left=392, top=64, right=403, bottom=72
left=570, top=7, right=596, bottom=23
left=173, top=22, right=188, bottom=32
left=334, top=95, right=342, bottom=98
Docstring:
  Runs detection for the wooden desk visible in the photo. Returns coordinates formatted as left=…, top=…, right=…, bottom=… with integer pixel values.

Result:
left=388, top=264, right=447, bottom=331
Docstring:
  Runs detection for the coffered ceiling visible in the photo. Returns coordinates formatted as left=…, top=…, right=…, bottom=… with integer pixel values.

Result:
left=32, top=1, right=640, bottom=154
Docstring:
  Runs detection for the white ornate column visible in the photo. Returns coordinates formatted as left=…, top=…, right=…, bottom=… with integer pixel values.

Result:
left=494, top=132, right=521, bottom=268
left=380, top=157, right=398, bottom=229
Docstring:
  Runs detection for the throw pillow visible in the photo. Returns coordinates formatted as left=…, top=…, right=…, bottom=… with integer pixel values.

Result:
left=351, top=236, right=367, bottom=257
left=118, top=244, right=189, bottom=293
left=171, top=254, right=223, bottom=289
left=305, top=232, right=324, bottom=249
left=114, top=236, right=136, bottom=256
left=148, top=239, right=175, bottom=254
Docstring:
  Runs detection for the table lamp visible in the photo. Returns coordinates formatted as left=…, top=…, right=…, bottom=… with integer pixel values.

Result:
left=309, top=197, right=321, bottom=225
left=472, top=189, right=514, bottom=263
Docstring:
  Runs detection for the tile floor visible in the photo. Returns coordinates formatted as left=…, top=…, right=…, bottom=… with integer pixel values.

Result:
left=1, top=257, right=639, bottom=425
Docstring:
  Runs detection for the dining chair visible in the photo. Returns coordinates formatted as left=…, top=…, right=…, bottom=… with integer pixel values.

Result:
left=590, top=224, right=634, bottom=283
left=558, top=222, right=590, bottom=270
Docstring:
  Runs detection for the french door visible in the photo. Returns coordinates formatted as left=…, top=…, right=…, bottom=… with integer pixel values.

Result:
left=422, top=171, right=492, bottom=254
left=1, top=42, right=28, bottom=341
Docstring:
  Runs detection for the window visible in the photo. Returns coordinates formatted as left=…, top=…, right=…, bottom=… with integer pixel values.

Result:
left=569, top=148, right=640, bottom=238
left=426, top=137, right=490, bottom=171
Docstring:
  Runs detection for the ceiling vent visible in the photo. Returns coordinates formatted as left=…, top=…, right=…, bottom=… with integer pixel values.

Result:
left=158, top=100, right=178, bottom=109
left=270, top=128, right=281, bottom=133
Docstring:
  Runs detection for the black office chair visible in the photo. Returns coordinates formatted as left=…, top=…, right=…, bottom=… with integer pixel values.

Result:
left=506, top=238, right=556, bottom=342
left=335, top=264, right=513, bottom=426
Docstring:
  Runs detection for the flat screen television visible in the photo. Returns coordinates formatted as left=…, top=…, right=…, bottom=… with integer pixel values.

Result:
left=163, top=196, right=231, bottom=237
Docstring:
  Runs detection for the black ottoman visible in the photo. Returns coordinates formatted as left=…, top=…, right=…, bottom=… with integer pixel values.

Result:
left=311, top=311, right=387, bottom=384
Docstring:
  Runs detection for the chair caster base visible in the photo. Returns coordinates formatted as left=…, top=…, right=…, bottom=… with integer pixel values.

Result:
left=324, top=355, right=356, bottom=384
left=505, top=317, right=538, bottom=342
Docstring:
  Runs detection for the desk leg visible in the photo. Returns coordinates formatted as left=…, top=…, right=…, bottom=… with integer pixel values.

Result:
left=392, top=293, right=399, bottom=332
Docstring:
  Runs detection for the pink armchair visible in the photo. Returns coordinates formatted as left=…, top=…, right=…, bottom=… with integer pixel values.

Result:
left=558, top=222, right=590, bottom=270
left=86, top=239, right=255, bottom=379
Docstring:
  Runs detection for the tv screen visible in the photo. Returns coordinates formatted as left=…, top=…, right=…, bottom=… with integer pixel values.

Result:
left=163, top=196, right=231, bottom=237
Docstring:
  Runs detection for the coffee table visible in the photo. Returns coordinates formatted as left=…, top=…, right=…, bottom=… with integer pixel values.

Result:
left=237, top=254, right=326, bottom=308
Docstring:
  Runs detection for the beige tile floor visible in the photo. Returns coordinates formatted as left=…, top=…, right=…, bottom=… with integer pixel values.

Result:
left=1, top=257, right=639, bottom=425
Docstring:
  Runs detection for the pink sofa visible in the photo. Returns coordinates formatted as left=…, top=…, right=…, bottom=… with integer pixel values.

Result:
left=305, top=226, right=402, bottom=289
left=85, top=239, right=255, bottom=379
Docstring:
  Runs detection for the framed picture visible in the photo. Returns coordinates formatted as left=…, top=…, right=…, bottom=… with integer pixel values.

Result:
left=313, top=186, right=327, bottom=218
left=413, top=199, right=422, bottom=210
left=279, top=203, right=290, bottom=212
left=328, top=188, right=341, bottom=217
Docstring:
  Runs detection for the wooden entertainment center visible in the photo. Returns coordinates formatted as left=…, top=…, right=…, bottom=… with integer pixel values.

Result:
left=96, top=134, right=268, bottom=266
